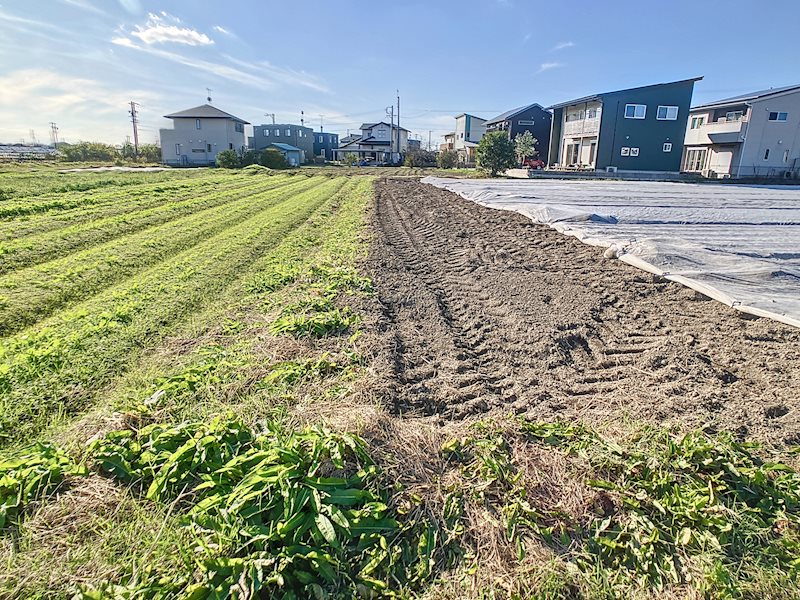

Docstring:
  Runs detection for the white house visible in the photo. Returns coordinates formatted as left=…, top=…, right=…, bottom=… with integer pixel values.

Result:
left=333, top=121, right=409, bottom=164
left=453, top=113, right=487, bottom=163
left=682, top=84, right=800, bottom=178
left=160, top=104, right=249, bottom=166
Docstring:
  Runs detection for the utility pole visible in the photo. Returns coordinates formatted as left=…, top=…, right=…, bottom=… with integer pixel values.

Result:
left=396, top=89, right=401, bottom=157
left=319, top=114, right=324, bottom=133
left=386, top=105, right=395, bottom=162
left=49, top=122, right=59, bottom=148
left=264, top=113, right=275, bottom=125
left=428, top=130, right=432, bottom=151
left=29, top=129, right=36, bottom=145
left=129, top=101, right=140, bottom=156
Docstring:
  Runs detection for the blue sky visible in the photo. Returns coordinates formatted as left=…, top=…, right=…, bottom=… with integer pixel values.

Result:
left=0, top=0, right=797, bottom=146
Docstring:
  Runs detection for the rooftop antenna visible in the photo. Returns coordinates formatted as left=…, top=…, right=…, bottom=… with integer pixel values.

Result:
left=264, top=112, right=276, bottom=125
left=206, top=88, right=213, bottom=103
left=319, top=114, right=324, bottom=132
left=300, top=110, right=304, bottom=127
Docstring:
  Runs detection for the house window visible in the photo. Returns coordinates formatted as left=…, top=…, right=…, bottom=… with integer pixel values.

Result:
left=656, top=106, right=679, bottom=120
left=207, top=143, right=212, bottom=152
left=229, top=143, right=233, bottom=150
left=620, top=147, right=630, bottom=156
left=764, top=148, right=770, bottom=160
left=264, top=130, right=269, bottom=137
left=518, top=119, right=535, bottom=125
left=566, top=111, right=584, bottom=122
left=175, top=143, right=181, bottom=155
left=690, top=116, right=705, bottom=129
left=624, top=104, right=647, bottom=119
left=685, top=148, right=707, bottom=171
left=285, top=129, right=291, bottom=136
left=768, top=112, right=788, bottom=122
left=630, top=147, right=640, bottom=156
left=195, top=119, right=201, bottom=130
left=663, top=142, right=672, bottom=152
left=784, top=149, right=790, bottom=163
left=319, top=136, right=323, bottom=143
left=235, top=123, right=244, bottom=133
left=725, top=110, right=743, bottom=122
left=587, top=108, right=598, bottom=119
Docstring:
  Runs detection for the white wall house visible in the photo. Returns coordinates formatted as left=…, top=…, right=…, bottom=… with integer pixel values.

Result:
left=453, top=113, right=487, bottom=163
left=333, top=121, right=409, bottom=164
left=160, top=104, right=249, bottom=166
left=683, top=84, right=800, bottom=178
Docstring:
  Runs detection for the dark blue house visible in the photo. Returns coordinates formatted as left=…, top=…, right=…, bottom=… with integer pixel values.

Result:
left=313, top=131, right=339, bottom=161
left=548, top=77, right=702, bottom=172
left=485, top=103, right=552, bottom=162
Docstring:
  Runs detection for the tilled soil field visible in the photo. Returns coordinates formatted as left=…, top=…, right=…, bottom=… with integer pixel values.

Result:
left=364, top=178, right=800, bottom=447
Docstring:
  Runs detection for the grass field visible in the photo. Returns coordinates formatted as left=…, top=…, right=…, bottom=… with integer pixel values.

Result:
left=1, top=167, right=799, bottom=599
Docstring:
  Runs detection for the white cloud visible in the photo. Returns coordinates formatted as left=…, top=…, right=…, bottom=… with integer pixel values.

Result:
left=550, top=41, right=575, bottom=52
left=535, top=62, right=564, bottom=74
left=60, top=0, right=109, bottom=16
left=223, top=55, right=331, bottom=94
left=213, top=25, right=234, bottom=36
left=0, top=68, right=162, bottom=143
left=130, top=12, right=213, bottom=46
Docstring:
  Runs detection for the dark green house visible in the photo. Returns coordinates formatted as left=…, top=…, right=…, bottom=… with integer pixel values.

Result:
left=547, top=77, right=703, bottom=173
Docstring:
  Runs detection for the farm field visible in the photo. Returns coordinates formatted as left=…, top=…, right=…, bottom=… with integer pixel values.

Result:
left=2, top=168, right=800, bottom=599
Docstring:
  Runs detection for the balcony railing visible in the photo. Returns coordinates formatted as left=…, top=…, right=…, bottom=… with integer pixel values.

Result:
left=685, top=118, right=748, bottom=146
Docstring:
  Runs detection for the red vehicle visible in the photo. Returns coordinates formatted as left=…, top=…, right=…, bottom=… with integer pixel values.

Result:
left=522, top=158, right=545, bottom=170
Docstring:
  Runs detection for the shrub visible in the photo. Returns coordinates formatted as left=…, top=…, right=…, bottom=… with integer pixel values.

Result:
left=437, top=149, right=458, bottom=169
left=476, top=131, right=516, bottom=176
left=404, top=149, right=436, bottom=167
left=342, top=153, right=360, bottom=166
left=514, top=130, right=538, bottom=165
left=215, top=149, right=239, bottom=169
left=59, top=141, right=121, bottom=163
left=260, top=148, right=289, bottom=170
left=138, top=144, right=162, bottom=163
left=239, top=149, right=261, bottom=167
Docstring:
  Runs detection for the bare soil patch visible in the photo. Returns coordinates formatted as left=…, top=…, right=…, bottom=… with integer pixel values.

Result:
left=362, top=178, right=800, bottom=447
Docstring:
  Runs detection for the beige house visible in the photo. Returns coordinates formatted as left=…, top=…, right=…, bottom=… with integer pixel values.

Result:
left=682, top=84, right=800, bottom=178
left=160, top=104, right=249, bottom=166
left=453, top=113, right=487, bottom=163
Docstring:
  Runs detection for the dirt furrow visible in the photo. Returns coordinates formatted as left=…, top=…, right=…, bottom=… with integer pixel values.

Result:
left=364, top=178, right=800, bottom=447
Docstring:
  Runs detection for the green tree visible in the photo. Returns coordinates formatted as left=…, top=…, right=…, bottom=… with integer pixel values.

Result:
left=121, top=142, right=136, bottom=160
left=514, top=130, right=538, bottom=165
left=475, top=131, right=516, bottom=176
left=239, top=149, right=260, bottom=167
left=436, top=149, right=458, bottom=169
left=138, top=144, right=162, bottom=163
left=259, top=148, right=289, bottom=169
left=215, top=149, right=239, bottom=169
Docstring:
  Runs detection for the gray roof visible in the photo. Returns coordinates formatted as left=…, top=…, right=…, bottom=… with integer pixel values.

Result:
left=268, top=143, right=302, bottom=152
left=360, top=121, right=410, bottom=132
left=164, top=104, right=249, bottom=124
left=692, top=84, right=800, bottom=110
left=548, top=77, right=703, bottom=110
left=486, top=103, right=545, bottom=125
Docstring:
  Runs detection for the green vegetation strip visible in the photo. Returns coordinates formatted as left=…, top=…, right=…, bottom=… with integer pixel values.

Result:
left=0, top=172, right=238, bottom=241
left=0, top=177, right=347, bottom=447
left=0, top=176, right=320, bottom=334
left=0, top=175, right=278, bottom=271
left=443, top=420, right=800, bottom=597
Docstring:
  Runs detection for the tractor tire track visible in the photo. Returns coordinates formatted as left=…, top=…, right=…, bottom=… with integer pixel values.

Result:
left=364, top=178, right=800, bottom=447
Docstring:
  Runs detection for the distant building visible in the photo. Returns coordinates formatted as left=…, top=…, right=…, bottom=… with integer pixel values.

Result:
left=440, top=132, right=455, bottom=152
left=313, top=131, right=339, bottom=161
left=267, top=143, right=304, bottom=167
left=548, top=77, right=702, bottom=172
left=485, top=103, right=552, bottom=162
left=334, top=122, right=409, bottom=164
left=250, top=124, right=313, bottom=163
left=453, top=113, right=487, bottom=163
left=682, top=84, right=800, bottom=178
left=408, top=138, right=422, bottom=151
left=160, top=104, right=248, bottom=166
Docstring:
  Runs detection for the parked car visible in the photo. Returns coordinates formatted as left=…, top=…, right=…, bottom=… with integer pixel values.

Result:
left=522, top=158, right=545, bottom=169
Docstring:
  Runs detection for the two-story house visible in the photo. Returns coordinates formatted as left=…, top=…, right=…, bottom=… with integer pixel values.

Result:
left=485, top=103, right=552, bottom=162
left=334, top=121, right=409, bottom=164
left=160, top=104, right=249, bottom=166
left=313, top=131, right=339, bottom=161
left=250, top=124, right=313, bottom=164
left=682, top=84, right=800, bottom=178
left=440, top=132, right=455, bottom=152
left=548, top=78, right=702, bottom=173
left=453, top=113, right=487, bottom=163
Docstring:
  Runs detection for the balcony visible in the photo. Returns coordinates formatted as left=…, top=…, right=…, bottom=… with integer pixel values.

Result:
left=684, top=118, right=748, bottom=146
left=562, top=118, right=600, bottom=137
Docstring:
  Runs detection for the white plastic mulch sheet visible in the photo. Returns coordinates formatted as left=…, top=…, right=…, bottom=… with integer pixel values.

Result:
left=421, top=176, right=800, bottom=328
